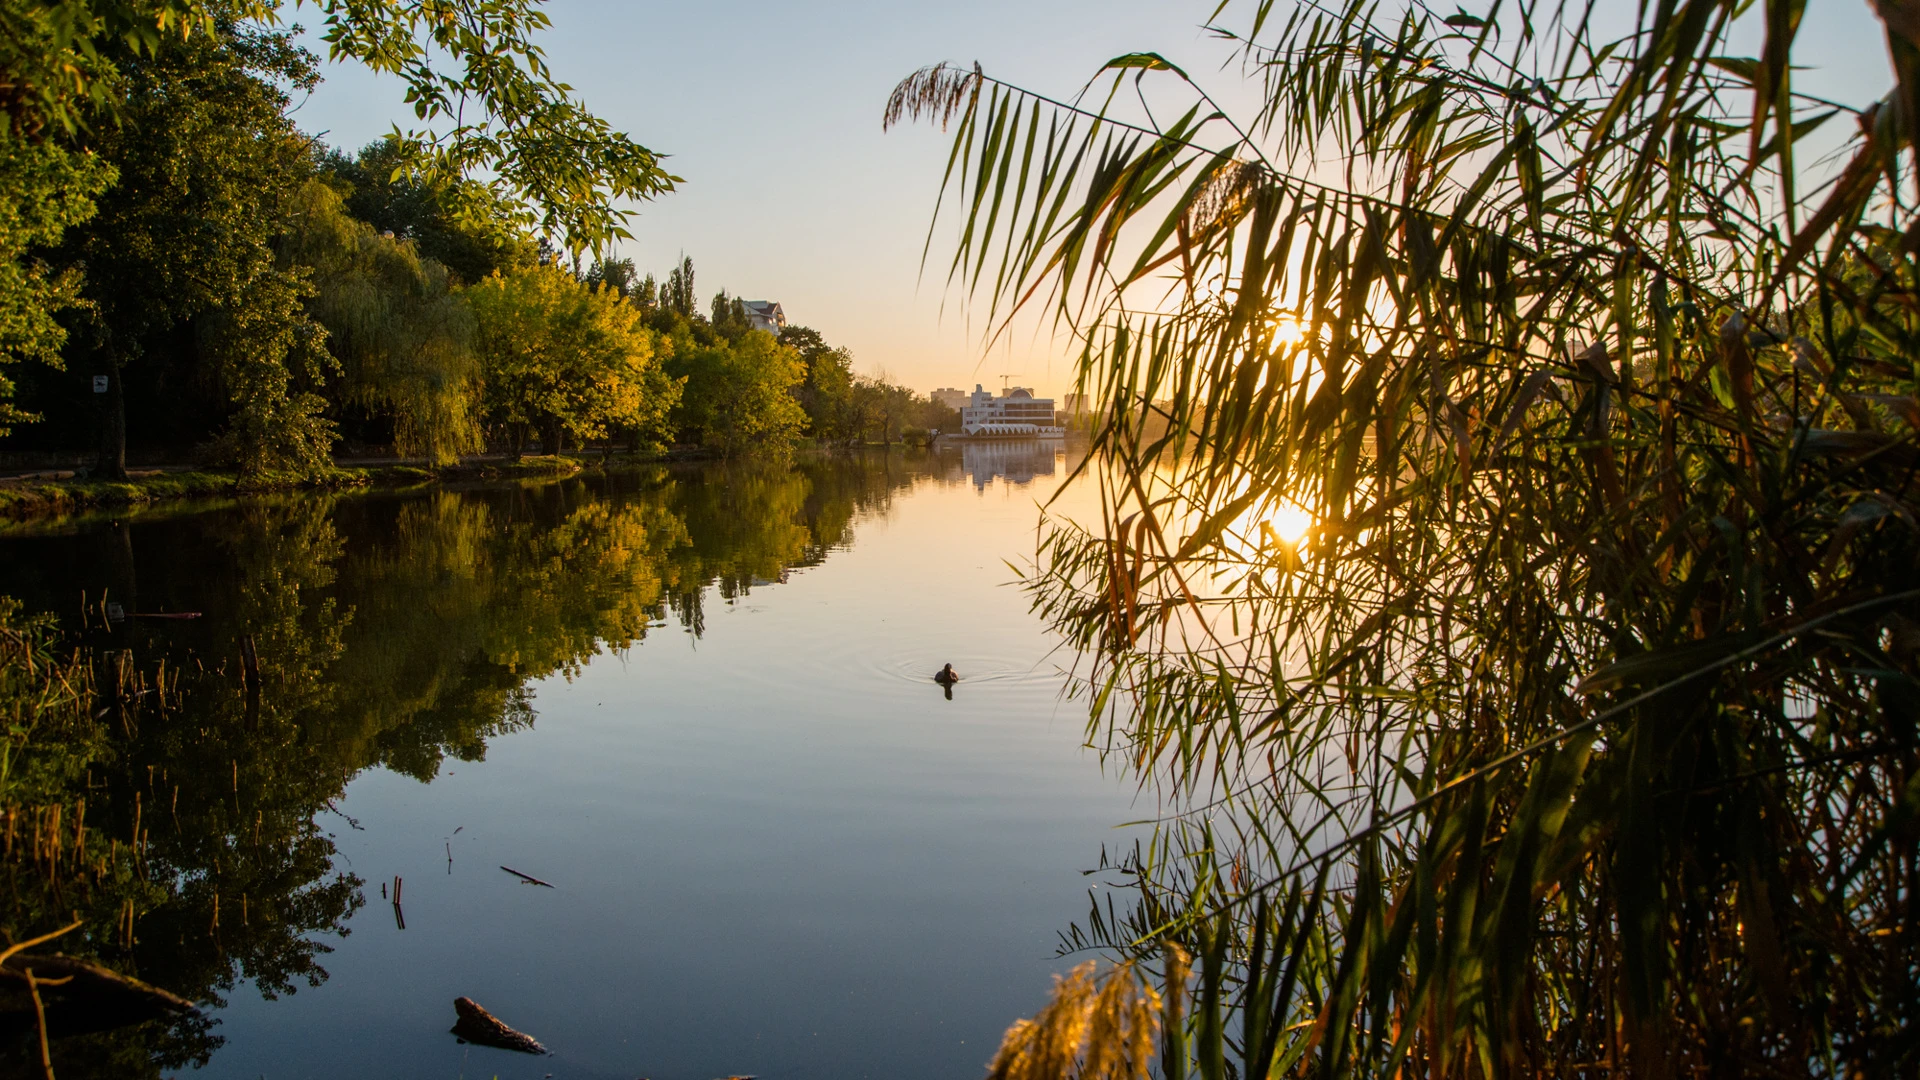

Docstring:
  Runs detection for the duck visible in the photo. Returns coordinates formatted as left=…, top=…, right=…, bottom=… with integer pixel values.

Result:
left=934, top=663, right=960, bottom=685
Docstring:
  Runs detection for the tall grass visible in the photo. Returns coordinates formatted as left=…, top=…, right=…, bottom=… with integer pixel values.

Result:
left=892, top=0, right=1920, bottom=1074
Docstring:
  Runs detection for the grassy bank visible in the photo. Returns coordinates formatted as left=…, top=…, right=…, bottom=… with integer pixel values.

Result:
left=0, top=455, right=597, bottom=518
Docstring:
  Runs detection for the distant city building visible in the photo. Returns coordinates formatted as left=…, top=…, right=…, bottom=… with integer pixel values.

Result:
left=959, top=384, right=1065, bottom=437
left=741, top=301, right=786, bottom=334
left=932, top=387, right=971, bottom=412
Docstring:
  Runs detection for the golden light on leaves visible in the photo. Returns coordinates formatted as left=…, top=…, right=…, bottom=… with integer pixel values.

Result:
left=986, top=959, right=1163, bottom=1080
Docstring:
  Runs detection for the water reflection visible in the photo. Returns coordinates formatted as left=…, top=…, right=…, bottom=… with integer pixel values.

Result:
left=0, top=456, right=922, bottom=1076
left=942, top=439, right=1061, bottom=490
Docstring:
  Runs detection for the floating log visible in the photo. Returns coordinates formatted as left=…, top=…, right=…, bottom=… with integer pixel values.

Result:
left=450, top=996, right=547, bottom=1054
left=0, top=954, right=195, bottom=1038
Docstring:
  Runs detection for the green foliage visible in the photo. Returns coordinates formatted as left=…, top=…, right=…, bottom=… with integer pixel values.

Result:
left=55, top=20, right=331, bottom=478
left=284, top=179, right=479, bottom=464
left=849, top=373, right=925, bottom=444
left=304, top=0, right=678, bottom=252
left=319, top=137, right=535, bottom=286
left=197, top=257, right=336, bottom=474
left=898, top=0, right=1920, bottom=1074
left=468, top=261, right=677, bottom=454
left=661, top=254, right=697, bottom=318
left=667, top=328, right=805, bottom=456
left=584, top=254, right=638, bottom=298
left=773, top=324, right=952, bottom=443
left=0, top=0, right=678, bottom=469
left=0, top=132, right=110, bottom=435
left=709, top=288, right=753, bottom=341
left=780, top=324, right=856, bottom=439
left=0, top=0, right=675, bottom=252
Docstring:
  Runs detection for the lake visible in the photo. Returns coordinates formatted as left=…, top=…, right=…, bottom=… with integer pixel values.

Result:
left=0, top=445, right=1142, bottom=1080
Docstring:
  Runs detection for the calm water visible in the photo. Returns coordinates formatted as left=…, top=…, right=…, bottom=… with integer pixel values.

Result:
left=0, top=445, right=1142, bottom=1079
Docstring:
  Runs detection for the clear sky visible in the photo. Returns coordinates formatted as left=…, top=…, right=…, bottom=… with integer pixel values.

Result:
left=287, top=0, right=1894, bottom=400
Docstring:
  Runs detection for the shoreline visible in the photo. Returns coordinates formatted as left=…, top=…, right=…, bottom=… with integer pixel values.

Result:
left=0, top=443, right=956, bottom=521
left=0, top=454, right=643, bottom=520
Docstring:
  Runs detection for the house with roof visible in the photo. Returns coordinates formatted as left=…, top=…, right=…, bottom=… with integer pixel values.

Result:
left=742, top=301, right=786, bottom=334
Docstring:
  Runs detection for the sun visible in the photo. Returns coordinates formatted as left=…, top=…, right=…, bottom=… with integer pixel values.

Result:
left=1268, top=316, right=1306, bottom=347
left=1266, top=502, right=1313, bottom=546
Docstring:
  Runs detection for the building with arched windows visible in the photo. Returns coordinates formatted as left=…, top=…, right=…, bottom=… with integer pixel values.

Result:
left=956, top=385, right=1065, bottom=438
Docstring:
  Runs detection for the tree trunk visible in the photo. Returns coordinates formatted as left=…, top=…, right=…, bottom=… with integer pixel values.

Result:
left=543, top=420, right=563, bottom=456
left=511, top=422, right=527, bottom=461
left=96, top=362, right=128, bottom=481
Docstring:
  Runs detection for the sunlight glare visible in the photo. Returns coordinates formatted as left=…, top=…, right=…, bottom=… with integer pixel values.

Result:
left=1267, top=502, right=1314, bottom=546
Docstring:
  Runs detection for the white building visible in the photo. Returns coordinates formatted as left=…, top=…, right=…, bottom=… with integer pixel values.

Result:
left=932, top=387, right=971, bottom=412
left=742, top=301, right=786, bottom=334
left=959, top=384, right=1065, bottom=437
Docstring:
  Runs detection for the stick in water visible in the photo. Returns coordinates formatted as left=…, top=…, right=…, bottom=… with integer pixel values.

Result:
left=499, top=865, right=554, bottom=888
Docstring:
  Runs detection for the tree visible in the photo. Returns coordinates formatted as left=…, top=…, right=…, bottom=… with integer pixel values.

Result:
left=319, top=138, right=535, bottom=286
left=468, top=262, right=674, bottom=456
left=894, top=0, right=1920, bottom=1073
left=779, top=324, right=855, bottom=440
left=661, top=255, right=697, bottom=319
left=0, top=0, right=675, bottom=462
left=851, top=372, right=916, bottom=444
left=0, top=133, right=111, bottom=436
left=281, top=179, right=479, bottom=464
left=667, top=330, right=805, bottom=456
left=55, top=21, right=334, bottom=477
left=709, top=289, right=752, bottom=341
left=0, top=0, right=676, bottom=252
left=584, top=255, right=638, bottom=298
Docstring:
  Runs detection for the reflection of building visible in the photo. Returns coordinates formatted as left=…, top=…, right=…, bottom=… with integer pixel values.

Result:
left=956, top=439, right=1059, bottom=490
left=742, top=301, right=786, bottom=334
left=959, top=384, right=1065, bottom=437
left=932, top=387, right=971, bottom=412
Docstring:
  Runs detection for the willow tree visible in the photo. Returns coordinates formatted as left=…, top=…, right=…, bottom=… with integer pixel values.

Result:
left=891, top=0, right=1920, bottom=1075
left=283, top=180, right=479, bottom=465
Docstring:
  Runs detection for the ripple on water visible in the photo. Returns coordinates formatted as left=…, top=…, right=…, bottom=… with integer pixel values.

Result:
left=878, top=653, right=1061, bottom=688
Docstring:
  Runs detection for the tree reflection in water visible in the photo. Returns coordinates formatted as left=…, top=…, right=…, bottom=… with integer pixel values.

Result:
left=0, top=457, right=918, bottom=1075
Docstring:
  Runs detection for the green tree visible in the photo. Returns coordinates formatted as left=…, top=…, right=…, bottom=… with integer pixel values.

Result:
left=0, top=133, right=111, bottom=435
left=319, top=137, right=535, bottom=286
left=55, top=22, right=333, bottom=477
left=779, top=324, right=856, bottom=440
left=0, top=0, right=677, bottom=251
left=0, top=0, right=675, bottom=461
left=709, top=288, right=753, bottom=340
left=585, top=254, right=638, bottom=298
left=667, top=330, right=805, bottom=456
left=468, top=262, right=674, bottom=456
left=281, top=179, right=479, bottom=464
left=661, top=254, right=697, bottom=318
left=894, top=0, right=1920, bottom=1074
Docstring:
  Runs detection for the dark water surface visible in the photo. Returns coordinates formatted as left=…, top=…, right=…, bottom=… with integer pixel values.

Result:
left=0, top=446, right=1138, bottom=1079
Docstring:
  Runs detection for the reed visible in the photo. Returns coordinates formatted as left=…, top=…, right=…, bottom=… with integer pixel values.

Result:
left=894, top=0, right=1920, bottom=1075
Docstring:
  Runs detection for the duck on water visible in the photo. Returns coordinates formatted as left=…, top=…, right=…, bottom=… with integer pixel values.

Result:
left=934, top=663, right=959, bottom=699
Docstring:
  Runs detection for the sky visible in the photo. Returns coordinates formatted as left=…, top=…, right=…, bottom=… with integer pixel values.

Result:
left=287, top=0, right=1895, bottom=400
